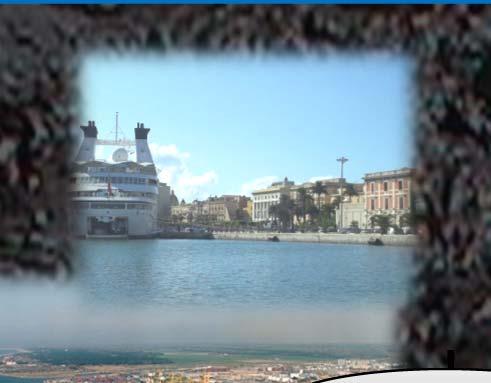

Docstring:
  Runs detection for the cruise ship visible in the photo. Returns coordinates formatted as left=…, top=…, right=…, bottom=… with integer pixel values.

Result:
left=69, top=119, right=160, bottom=238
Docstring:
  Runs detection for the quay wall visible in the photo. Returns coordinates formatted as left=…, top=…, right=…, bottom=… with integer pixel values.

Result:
left=213, top=232, right=418, bottom=247
left=159, top=232, right=214, bottom=240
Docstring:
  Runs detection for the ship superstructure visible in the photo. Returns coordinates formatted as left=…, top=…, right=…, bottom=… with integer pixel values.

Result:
left=69, top=118, right=159, bottom=238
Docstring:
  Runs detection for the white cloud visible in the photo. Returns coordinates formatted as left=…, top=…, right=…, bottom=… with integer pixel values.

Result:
left=149, top=143, right=190, bottom=163
left=149, top=143, right=217, bottom=202
left=309, top=175, right=336, bottom=182
left=240, top=176, right=279, bottom=197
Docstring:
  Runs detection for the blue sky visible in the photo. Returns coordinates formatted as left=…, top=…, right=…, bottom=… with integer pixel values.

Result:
left=78, top=53, right=413, bottom=201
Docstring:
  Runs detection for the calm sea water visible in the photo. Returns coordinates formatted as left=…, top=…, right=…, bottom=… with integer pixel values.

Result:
left=0, top=377, right=43, bottom=383
left=0, top=240, right=415, bottom=348
left=73, top=239, right=414, bottom=309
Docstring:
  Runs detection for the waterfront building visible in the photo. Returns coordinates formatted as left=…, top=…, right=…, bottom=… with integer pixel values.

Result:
left=171, top=202, right=196, bottom=224
left=222, top=195, right=252, bottom=222
left=290, top=178, right=363, bottom=226
left=291, top=179, right=364, bottom=206
left=290, top=178, right=346, bottom=207
left=69, top=120, right=160, bottom=238
left=170, top=195, right=250, bottom=224
left=335, top=195, right=367, bottom=229
left=245, top=199, right=254, bottom=221
left=363, top=167, right=414, bottom=227
left=207, top=195, right=241, bottom=222
left=252, top=177, right=294, bottom=222
left=251, top=177, right=366, bottom=224
left=170, top=190, right=179, bottom=206
left=157, top=182, right=171, bottom=224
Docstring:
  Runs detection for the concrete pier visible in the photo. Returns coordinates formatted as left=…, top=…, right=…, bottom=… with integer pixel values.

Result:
left=213, top=231, right=418, bottom=247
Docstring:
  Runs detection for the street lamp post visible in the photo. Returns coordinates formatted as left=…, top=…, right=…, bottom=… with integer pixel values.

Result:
left=337, top=156, right=349, bottom=230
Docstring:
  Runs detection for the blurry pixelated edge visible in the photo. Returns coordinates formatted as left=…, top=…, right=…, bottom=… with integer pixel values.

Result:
left=0, top=3, right=491, bottom=369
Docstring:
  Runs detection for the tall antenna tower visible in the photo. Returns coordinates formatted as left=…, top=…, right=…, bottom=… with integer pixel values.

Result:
left=115, top=112, right=119, bottom=142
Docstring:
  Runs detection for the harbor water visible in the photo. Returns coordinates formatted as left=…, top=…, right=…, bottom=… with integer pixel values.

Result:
left=0, top=240, right=415, bottom=349
left=73, top=239, right=414, bottom=309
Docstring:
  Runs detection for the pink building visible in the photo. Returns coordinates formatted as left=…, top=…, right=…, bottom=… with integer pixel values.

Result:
left=364, top=167, right=414, bottom=226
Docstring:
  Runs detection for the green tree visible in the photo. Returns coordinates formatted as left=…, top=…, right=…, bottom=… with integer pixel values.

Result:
left=318, top=203, right=336, bottom=230
left=399, top=212, right=415, bottom=228
left=344, top=183, right=358, bottom=197
left=275, top=194, right=295, bottom=232
left=177, top=214, right=184, bottom=232
left=330, top=195, right=341, bottom=210
left=370, top=214, right=393, bottom=234
left=171, top=214, right=178, bottom=224
left=307, top=204, right=319, bottom=226
left=187, top=212, right=194, bottom=225
left=297, top=187, right=308, bottom=224
left=294, top=205, right=303, bottom=227
left=269, top=203, right=279, bottom=228
left=313, top=181, right=326, bottom=210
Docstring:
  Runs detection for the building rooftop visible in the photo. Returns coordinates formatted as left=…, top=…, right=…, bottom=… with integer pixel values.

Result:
left=364, top=167, right=414, bottom=180
left=252, top=177, right=295, bottom=194
left=292, top=178, right=345, bottom=189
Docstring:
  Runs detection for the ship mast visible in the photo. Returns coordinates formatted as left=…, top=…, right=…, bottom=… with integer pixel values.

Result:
left=96, top=112, right=134, bottom=147
left=115, top=112, right=119, bottom=142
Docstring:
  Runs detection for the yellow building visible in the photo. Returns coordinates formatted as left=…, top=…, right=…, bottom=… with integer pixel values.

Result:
left=245, top=199, right=253, bottom=220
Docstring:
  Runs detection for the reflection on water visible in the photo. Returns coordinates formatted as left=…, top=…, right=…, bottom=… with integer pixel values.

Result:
left=73, top=240, right=413, bottom=309
left=0, top=240, right=414, bottom=348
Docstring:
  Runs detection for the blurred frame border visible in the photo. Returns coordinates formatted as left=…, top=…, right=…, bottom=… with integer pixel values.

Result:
left=0, top=4, right=490, bottom=369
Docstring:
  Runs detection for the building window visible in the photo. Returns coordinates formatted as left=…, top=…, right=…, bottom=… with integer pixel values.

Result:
left=399, top=196, right=404, bottom=209
left=398, top=180, right=403, bottom=190
left=384, top=198, right=389, bottom=210
left=370, top=199, right=375, bottom=210
left=370, top=183, right=374, bottom=193
left=383, top=182, right=388, bottom=192
left=91, top=202, right=126, bottom=209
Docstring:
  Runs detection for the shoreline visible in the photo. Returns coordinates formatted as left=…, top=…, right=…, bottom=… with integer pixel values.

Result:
left=212, top=232, right=417, bottom=247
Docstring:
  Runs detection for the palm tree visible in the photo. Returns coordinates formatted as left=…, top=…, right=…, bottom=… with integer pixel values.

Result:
left=344, top=183, right=358, bottom=197
left=294, top=205, right=303, bottom=227
left=177, top=214, right=184, bottom=232
left=297, top=187, right=308, bottom=224
left=275, top=194, right=295, bottom=232
left=269, top=203, right=279, bottom=229
left=307, top=204, right=319, bottom=226
left=313, top=181, right=326, bottom=210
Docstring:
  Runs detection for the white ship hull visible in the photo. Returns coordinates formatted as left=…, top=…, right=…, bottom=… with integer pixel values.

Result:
left=70, top=201, right=158, bottom=238
left=71, top=119, right=161, bottom=239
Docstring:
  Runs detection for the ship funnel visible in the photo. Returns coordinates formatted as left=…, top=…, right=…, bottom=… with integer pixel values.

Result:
left=135, top=122, right=153, bottom=163
left=75, top=120, right=98, bottom=162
